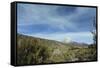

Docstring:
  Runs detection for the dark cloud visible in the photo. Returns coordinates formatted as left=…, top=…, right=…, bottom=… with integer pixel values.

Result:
left=56, top=6, right=77, bottom=16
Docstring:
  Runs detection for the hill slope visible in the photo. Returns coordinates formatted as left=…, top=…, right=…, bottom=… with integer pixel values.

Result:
left=17, top=34, right=97, bottom=65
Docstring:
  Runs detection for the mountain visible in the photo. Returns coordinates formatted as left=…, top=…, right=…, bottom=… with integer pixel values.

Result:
left=17, top=34, right=88, bottom=48
left=17, top=34, right=97, bottom=65
left=66, top=41, right=89, bottom=47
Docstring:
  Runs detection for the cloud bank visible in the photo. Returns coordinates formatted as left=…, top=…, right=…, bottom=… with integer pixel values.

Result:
left=17, top=3, right=96, bottom=44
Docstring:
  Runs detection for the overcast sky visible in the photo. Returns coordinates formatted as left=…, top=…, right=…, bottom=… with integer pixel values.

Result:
left=17, top=3, right=96, bottom=44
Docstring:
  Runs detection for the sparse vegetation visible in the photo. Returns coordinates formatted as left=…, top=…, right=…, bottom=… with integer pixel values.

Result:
left=17, top=34, right=97, bottom=65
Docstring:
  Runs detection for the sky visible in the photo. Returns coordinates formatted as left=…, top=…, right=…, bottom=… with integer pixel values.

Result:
left=17, top=3, right=96, bottom=44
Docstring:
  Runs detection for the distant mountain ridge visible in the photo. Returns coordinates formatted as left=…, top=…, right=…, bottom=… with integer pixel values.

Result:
left=17, top=34, right=88, bottom=48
